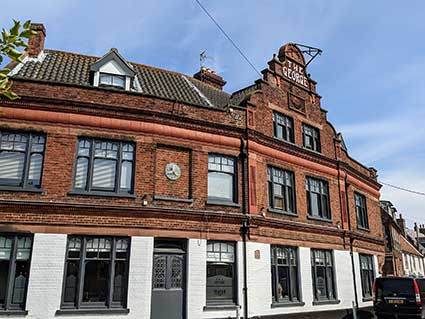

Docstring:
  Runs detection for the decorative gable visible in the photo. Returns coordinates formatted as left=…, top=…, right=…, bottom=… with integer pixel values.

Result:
left=90, top=48, right=137, bottom=91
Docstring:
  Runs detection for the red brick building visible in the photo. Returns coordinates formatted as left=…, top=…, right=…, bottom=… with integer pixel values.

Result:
left=0, top=24, right=383, bottom=319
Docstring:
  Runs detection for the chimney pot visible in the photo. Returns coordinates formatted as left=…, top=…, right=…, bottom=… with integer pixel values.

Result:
left=27, top=23, right=46, bottom=57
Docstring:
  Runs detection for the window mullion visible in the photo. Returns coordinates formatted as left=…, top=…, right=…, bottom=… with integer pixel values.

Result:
left=22, top=134, right=32, bottom=188
left=76, top=237, right=86, bottom=309
left=115, top=143, right=122, bottom=194
left=5, top=236, right=18, bottom=310
left=87, top=140, right=95, bottom=192
left=107, top=238, right=116, bottom=308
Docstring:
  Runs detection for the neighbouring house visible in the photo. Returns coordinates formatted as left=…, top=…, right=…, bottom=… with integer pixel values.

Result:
left=0, top=24, right=384, bottom=319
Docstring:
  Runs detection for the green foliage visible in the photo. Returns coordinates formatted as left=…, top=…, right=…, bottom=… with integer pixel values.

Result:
left=0, top=20, right=37, bottom=100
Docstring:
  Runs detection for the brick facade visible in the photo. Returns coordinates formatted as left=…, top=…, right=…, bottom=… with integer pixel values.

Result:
left=0, top=28, right=384, bottom=318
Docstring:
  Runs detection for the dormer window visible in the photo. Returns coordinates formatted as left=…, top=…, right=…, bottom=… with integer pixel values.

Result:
left=99, top=73, right=125, bottom=89
left=90, top=48, right=137, bottom=92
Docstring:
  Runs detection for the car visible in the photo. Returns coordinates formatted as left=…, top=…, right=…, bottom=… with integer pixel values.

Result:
left=373, top=277, right=425, bottom=318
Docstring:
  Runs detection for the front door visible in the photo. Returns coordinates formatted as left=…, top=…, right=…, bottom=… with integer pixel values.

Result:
left=151, top=248, right=185, bottom=319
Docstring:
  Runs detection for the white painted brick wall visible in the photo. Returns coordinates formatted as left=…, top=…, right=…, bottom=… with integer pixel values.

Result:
left=8, top=234, right=154, bottom=319
left=245, top=243, right=364, bottom=317
left=187, top=239, right=244, bottom=319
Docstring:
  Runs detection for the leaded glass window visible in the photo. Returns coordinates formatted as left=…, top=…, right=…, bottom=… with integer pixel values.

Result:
left=62, top=236, right=130, bottom=309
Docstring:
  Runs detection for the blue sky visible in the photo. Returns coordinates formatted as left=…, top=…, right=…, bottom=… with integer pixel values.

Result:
left=2, top=0, right=425, bottom=226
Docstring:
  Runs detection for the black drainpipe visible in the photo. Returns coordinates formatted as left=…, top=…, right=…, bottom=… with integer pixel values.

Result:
left=240, top=135, right=249, bottom=319
left=345, top=174, right=359, bottom=310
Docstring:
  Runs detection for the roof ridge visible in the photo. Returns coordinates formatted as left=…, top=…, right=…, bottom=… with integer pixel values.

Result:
left=44, top=49, right=230, bottom=95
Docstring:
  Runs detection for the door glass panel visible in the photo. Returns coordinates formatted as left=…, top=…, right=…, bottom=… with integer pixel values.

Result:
left=170, top=257, right=183, bottom=289
left=153, top=256, right=166, bottom=289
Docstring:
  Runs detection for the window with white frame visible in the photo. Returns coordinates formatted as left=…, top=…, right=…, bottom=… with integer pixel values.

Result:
left=0, top=132, right=45, bottom=189
left=99, top=73, right=126, bottom=89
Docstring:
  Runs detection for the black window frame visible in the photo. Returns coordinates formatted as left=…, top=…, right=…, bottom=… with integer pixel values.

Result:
left=207, top=154, right=238, bottom=204
left=0, top=131, right=46, bottom=191
left=302, top=124, right=321, bottom=153
left=267, top=166, right=296, bottom=215
left=355, top=192, right=369, bottom=230
left=311, top=249, right=337, bottom=302
left=359, top=254, right=375, bottom=299
left=61, top=236, right=130, bottom=310
left=271, top=246, right=301, bottom=304
left=273, top=112, right=294, bottom=143
left=306, top=177, right=331, bottom=221
left=98, top=73, right=126, bottom=90
left=72, top=138, right=135, bottom=196
left=0, top=234, right=33, bottom=312
left=206, top=241, right=237, bottom=305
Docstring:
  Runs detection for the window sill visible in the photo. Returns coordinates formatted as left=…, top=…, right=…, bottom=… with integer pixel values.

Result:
left=362, top=296, right=373, bottom=302
left=68, top=190, right=136, bottom=199
left=268, top=208, right=298, bottom=217
left=274, top=137, right=296, bottom=146
left=271, top=301, right=305, bottom=308
left=312, top=299, right=340, bottom=306
left=307, top=215, right=333, bottom=223
left=303, top=147, right=322, bottom=155
left=56, top=308, right=129, bottom=315
left=0, top=310, right=28, bottom=316
left=206, top=199, right=240, bottom=208
left=0, top=185, right=43, bottom=193
left=203, top=304, right=239, bottom=311
left=357, top=226, right=371, bottom=232
left=153, top=195, right=193, bottom=203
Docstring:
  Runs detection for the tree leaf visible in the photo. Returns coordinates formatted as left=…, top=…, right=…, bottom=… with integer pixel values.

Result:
left=1, top=90, right=20, bottom=100
left=6, top=47, right=22, bottom=61
left=10, top=20, right=20, bottom=36
left=23, top=20, right=31, bottom=29
left=20, top=29, right=36, bottom=38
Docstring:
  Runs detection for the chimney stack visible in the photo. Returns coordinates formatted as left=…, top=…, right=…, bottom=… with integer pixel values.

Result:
left=193, top=67, right=226, bottom=90
left=397, top=214, right=406, bottom=236
left=27, top=23, right=46, bottom=57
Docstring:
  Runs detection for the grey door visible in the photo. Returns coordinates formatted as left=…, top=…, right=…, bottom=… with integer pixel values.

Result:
left=151, top=253, right=185, bottom=319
